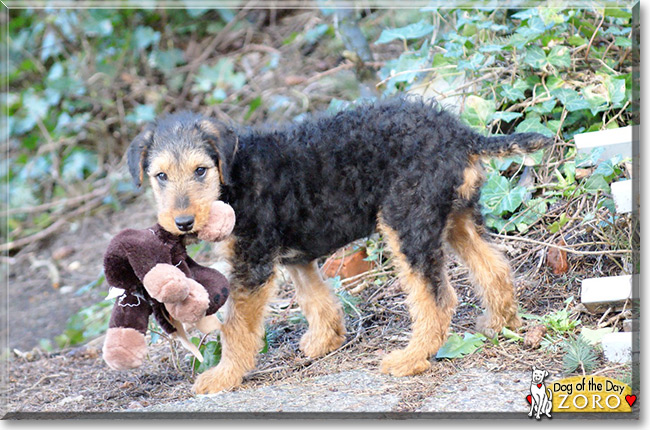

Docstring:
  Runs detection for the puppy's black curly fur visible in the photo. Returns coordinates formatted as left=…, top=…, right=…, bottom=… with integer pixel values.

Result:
left=215, top=97, right=549, bottom=288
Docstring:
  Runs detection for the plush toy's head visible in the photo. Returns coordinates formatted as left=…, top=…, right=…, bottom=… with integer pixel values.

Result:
left=197, top=201, right=236, bottom=242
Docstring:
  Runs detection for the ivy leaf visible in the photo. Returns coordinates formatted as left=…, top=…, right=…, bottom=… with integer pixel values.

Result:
left=23, top=91, right=49, bottom=120
left=125, top=104, right=156, bottom=124
left=615, top=36, right=632, bottom=47
left=375, top=20, right=434, bottom=44
left=461, top=95, right=495, bottom=129
left=510, top=198, right=548, bottom=233
left=149, top=49, right=185, bottom=74
left=581, top=86, right=609, bottom=115
left=604, top=76, right=626, bottom=106
left=133, top=26, right=160, bottom=51
left=583, top=174, right=611, bottom=194
left=485, top=214, right=516, bottom=233
left=568, top=35, right=588, bottom=46
left=527, top=99, right=557, bottom=115
left=547, top=45, right=571, bottom=68
left=499, top=84, right=526, bottom=101
left=436, top=332, right=486, bottom=359
left=62, top=149, right=98, bottom=181
left=480, top=173, right=528, bottom=216
left=193, top=58, right=246, bottom=94
left=491, top=111, right=522, bottom=123
left=552, top=88, right=590, bottom=112
left=523, top=45, right=547, bottom=69
left=479, top=43, right=506, bottom=53
left=515, top=118, right=554, bottom=137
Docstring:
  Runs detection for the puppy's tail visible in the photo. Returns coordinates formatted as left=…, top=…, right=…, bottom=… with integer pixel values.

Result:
left=475, top=132, right=553, bottom=157
left=547, top=388, right=553, bottom=400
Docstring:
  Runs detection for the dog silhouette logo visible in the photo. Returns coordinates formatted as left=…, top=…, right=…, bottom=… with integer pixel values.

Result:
left=527, top=366, right=553, bottom=419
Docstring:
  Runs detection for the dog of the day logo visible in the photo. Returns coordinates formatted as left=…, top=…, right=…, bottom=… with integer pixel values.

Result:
left=526, top=367, right=636, bottom=416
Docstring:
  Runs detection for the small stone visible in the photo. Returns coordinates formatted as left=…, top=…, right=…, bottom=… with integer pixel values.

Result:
left=52, top=246, right=75, bottom=260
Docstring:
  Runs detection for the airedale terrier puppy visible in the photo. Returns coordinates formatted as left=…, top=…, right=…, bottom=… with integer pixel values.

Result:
left=127, top=96, right=551, bottom=394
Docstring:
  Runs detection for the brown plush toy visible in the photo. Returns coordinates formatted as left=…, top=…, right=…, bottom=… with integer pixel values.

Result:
left=102, top=201, right=235, bottom=370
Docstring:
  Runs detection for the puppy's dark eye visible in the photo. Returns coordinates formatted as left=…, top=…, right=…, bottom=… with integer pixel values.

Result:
left=156, top=172, right=168, bottom=182
left=195, top=167, right=207, bottom=178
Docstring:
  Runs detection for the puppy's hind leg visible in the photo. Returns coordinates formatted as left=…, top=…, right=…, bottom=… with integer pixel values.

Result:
left=286, top=261, right=346, bottom=358
left=378, top=220, right=457, bottom=377
left=446, top=209, right=522, bottom=337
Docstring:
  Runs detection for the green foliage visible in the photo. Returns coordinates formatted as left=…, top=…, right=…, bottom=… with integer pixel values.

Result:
left=189, top=336, right=223, bottom=374
left=523, top=297, right=581, bottom=334
left=436, top=332, right=487, bottom=359
left=55, top=300, right=113, bottom=348
left=55, top=276, right=112, bottom=348
left=373, top=6, right=635, bottom=235
left=561, top=336, right=599, bottom=374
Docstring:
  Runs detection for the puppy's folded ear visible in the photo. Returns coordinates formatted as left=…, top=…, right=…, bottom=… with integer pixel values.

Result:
left=127, top=125, right=155, bottom=188
left=196, top=118, right=238, bottom=185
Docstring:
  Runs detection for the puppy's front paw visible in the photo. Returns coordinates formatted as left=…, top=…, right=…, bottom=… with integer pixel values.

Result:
left=193, top=363, right=243, bottom=394
left=380, top=349, right=431, bottom=376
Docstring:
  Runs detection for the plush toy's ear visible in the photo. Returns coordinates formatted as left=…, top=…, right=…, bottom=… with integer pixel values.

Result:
left=127, top=124, right=155, bottom=188
left=196, top=118, right=238, bottom=186
left=544, top=370, right=549, bottom=379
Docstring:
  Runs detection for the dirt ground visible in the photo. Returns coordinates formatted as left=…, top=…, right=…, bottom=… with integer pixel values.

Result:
left=2, top=188, right=633, bottom=416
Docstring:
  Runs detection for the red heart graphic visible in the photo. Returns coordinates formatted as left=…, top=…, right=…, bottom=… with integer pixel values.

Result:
left=625, top=395, right=637, bottom=407
left=537, top=383, right=542, bottom=388
left=526, top=394, right=532, bottom=404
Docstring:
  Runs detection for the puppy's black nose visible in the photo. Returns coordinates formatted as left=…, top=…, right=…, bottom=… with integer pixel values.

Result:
left=175, top=215, right=195, bottom=232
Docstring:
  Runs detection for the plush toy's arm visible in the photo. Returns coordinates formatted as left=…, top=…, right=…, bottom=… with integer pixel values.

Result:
left=186, top=257, right=230, bottom=314
left=106, top=229, right=189, bottom=303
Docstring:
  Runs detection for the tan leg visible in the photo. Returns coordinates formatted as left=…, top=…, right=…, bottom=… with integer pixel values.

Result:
left=378, top=222, right=458, bottom=377
left=193, top=275, right=277, bottom=394
left=446, top=210, right=522, bottom=337
left=286, top=261, right=346, bottom=358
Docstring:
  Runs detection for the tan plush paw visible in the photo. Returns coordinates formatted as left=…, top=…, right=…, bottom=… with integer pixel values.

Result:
left=165, top=278, right=210, bottom=324
left=103, top=327, right=147, bottom=370
left=197, top=201, right=236, bottom=242
left=142, top=263, right=191, bottom=303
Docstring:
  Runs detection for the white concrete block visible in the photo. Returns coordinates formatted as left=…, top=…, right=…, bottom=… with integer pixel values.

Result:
left=611, top=179, right=634, bottom=214
left=575, top=126, right=635, bottom=164
left=602, top=332, right=633, bottom=363
left=581, top=275, right=632, bottom=311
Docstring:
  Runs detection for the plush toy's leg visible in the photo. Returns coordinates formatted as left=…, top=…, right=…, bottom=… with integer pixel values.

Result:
left=165, top=278, right=210, bottom=324
left=102, top=293, right=152, bottom=370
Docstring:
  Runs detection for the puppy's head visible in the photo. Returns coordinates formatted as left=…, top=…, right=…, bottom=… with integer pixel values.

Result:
left=127, top=112, right=238, bottom=235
